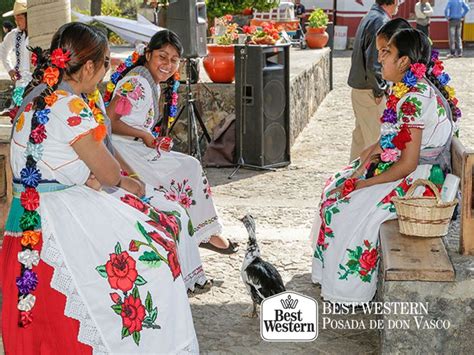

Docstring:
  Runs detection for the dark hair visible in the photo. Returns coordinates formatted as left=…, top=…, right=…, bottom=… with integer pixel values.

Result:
left=118, top=29, right=183, bottom=81
left=24, top=22, right=108, bottom=99
left=377, top=18, right=411, bottom=40
left=3, top=20, right=14, bottom=32
left=376, top=0, right=396, bottom=5
left=389, top=28, right=431, bottom=65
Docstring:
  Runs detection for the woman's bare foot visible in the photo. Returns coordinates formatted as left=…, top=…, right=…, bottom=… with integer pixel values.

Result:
left=209, top=235, right=230, bottom=249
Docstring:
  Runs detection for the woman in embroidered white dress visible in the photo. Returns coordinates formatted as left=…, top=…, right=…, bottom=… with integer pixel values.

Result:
left=104, top=30, right=238, bottom=254
left=310, top=29, right=454, bottom=303
left=1, top=23, right=198, bottom=354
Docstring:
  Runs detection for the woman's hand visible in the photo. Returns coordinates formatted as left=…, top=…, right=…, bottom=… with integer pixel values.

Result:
left=119, top=176, right=146, bottom=197
left=85, top=174, right=102, bottom=191
left=142, top=133, right=157, bottom=149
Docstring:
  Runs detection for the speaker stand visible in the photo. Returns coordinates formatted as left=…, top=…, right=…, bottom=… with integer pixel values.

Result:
left=168, top=59, right=211, bottom=161
left=228, top=158, right=277, bottom=179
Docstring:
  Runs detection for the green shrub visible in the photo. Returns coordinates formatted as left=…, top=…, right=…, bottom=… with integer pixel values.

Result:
left=308, top=8, right=329, bottom=29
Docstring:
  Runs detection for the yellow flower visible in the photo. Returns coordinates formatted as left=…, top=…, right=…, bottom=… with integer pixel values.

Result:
left=95, top=113, right=105, bottom=124
left=88, top=89, right=100, bottom=103
left=121, top=82, right=134, bottom=92
left=68, top=97, right=88, bottom=114
left=106, top=82, right=116, bottom=92
left=16, top=113, right=25, bottom=132
left=56, top=90, right=69, bottom=97
left=444, top=85, right=455, bottom=99
left=393, top=82, right=410, bottom=98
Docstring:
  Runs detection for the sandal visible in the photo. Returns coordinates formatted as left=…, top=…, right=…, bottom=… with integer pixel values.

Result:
left=199, top=239, right=239, bottom=254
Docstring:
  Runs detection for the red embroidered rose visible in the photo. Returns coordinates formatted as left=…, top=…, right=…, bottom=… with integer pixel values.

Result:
left=129, top=240, right=139, bottom=252
left=401, top=101, right=417, bottom=116
left=146, top=229, right=176, bottom=253
left=386, top=94, right=398, bottom=110
left=317, top=227, right=325, bottom=246
left=392, top=125, right=412, bottom=150
left=167, top=251, right=181, bottom=280
left=110, top=292, right=121, bottom=304
left=159, top=213, right=180, bottom=239
left=30, top=124, right=47, bottom=144
left=20, top=187, right=40, bottom=211
left=364, top=240, right=371, bottom=248
left=120, top=194, right=149, bottom=214
left=156, top=136, right=173, bottom=152
left=105, top=251, right=138, bottom=292
left=342, top=178, right=357, bottom=197
left=19, top=310, right=33, bottom=328
left=67, top=116, right=82, bottom=127
left=50, top=48, right=71, bottom=69
left=380, top=190, right=397, bottom=204
left=359, top=269, right=368, bottom=276
left=359, top=248, right=378, bottom=271
left=121, top=295, right=146, bottom=333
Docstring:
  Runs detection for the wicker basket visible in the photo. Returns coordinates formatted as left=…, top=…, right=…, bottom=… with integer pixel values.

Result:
left=391, top=179, right=458, bottom=237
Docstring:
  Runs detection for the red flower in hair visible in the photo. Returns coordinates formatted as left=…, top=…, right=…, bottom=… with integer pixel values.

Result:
left=31, top=53, right=38, bottom=67
left=24, top=103, right=33, bottom=113
left=20, top=187, right=40, bottom=211
left=386, top=94, right=398, bottom=111
left=51, top=48, right=71, bottom=69
left=30, top=124, right=47, bottom=144
left=19, top=311, right=33, bottom=328
left=392, top=125, right=412, bottom=150
left=410, top=63, right=426, bottom=79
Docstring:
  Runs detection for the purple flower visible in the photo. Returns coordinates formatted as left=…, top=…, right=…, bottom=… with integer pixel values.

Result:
left=35, top=108, right=51, bottom=125
left=454, top=107, right=462, bottom=120
left=20, top=166, right=42, bottom=188
left=431, top=49, right=439, bottom=61
left=16, top=269, right=38, bottom=295
left=402, top=70, right=417, bottom=87
left=382, top=109, right=397, bottom=124
left=437, top=73, right=451, bottom=86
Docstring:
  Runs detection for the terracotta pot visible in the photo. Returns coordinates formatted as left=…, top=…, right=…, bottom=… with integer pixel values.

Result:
left=305, top=26, right=329, bottom=49
left=203, top=44, right=235, bottom=83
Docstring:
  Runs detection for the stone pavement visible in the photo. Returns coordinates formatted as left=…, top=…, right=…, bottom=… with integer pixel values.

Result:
left=191, top=49, right=474, bottom=354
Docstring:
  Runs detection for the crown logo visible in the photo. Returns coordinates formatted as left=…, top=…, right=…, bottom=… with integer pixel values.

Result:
left=280, top=295, right=298, bottom=309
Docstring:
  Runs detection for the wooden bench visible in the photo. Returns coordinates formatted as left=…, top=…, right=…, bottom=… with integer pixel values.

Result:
left=380, top=136, right=474, bottom=282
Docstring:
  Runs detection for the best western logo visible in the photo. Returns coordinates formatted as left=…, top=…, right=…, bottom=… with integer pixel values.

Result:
left=260, top=291, right=318, bottom=342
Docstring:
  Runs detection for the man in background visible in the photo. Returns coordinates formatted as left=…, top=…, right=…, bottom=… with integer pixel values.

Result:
left=294, top=0, right=306, bottom=39
left=347, top=0, right=399, bottom=161
left=445, top=0, right=470, bottom=57
left=415, top=0, right=434, bottom=36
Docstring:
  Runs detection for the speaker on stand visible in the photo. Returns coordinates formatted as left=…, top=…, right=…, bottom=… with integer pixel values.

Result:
left=229, top=44, right=291, bottom=179
left=166, top=0, right=210, bottom=160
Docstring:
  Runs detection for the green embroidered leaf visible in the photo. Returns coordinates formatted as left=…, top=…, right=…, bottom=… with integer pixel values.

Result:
left=324, top=210, right=332, bottom=225
left=111, top=304, right=122, bottom=315
left=145, top=291, right=153, bottom=313
left=95, top=265, right=108, bottom=278
left=150, top=307, right=158, bottom=322
left=335, top=178, right=345, bottom=187
left=122, top=327, right=131, bottom=339
left=132, top=286, right=139, bottom=299
left=149, top=208, right=160, bottom=223
left=347, top=259, right=358, bottom=270
left=167, top=210, right=181, bottom=219
left=139, top=251, right=163, bottom=268
left=135, top=275, right=147, bottom=286
left=136, top=222, right=153, bottom=245
left=356, top=246, right=363, bottom=258
left=132, top=331, right=141, bottom=346
left=331, top=207, right=340, bottom=214
left=114, top=242, right=122, bottom=255
left=188, top=219, right=194, bottom=236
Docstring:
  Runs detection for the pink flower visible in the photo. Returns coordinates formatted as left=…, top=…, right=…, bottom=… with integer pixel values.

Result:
left=380, top=148, right=399, bottom=162
left=164, top=191, right=177, bottom=201
left=179, top=193, right=192, bottom=208
left=115, top=96, right=133, bottom=116
left=410, top=63, right=426, bottom=79
left=129, top=86, right=143, bottom=100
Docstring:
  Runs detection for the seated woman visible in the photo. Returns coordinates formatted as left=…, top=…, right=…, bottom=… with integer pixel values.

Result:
left=1, top=23, right=198, bottom=353
left=310, top=28, right=455, bottom=303
left=104, top=30, right=238, bottom=254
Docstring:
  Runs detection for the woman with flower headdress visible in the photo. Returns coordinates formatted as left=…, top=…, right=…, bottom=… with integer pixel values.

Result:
left=104, top=30, right=238, bottom=254
left=1, top=22, right=198, bottom=353
left=310, top=28, right=458, bottom=303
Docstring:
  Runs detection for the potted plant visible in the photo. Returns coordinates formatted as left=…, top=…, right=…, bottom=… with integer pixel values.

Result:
left=203, top=15, right=239, bottom=83
left=246, top=22, right=280, bottom=45
left=306, top=8, right=329, bottom=49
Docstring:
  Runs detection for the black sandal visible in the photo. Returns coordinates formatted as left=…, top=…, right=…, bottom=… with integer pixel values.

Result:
left=199, top=239, right=239, bottom=254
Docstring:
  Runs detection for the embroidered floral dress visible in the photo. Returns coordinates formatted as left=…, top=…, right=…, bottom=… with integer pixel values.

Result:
left=310, top=80, right=453, bottom=303
left=111, top=72, right=223, bottom=244
left=1, top=91, right=199, bottom=353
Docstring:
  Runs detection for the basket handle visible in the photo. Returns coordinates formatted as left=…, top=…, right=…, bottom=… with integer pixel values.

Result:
left=405, top=179, right=442, bottom=204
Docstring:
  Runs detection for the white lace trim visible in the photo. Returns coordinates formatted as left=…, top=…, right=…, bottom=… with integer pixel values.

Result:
left=40, top=219, right=108, bottom=353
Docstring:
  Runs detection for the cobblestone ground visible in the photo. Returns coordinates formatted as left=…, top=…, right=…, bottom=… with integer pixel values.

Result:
left=192, top=49, right=474, bottom=354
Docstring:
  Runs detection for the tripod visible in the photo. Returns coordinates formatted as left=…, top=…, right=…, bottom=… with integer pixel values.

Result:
left=228, top=46, right=276, bottom=179
left=169, top=58, right=211, bottom=161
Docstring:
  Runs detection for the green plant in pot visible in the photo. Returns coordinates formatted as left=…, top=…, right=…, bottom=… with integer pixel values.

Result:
left=306, top=8, right=329, bottom=49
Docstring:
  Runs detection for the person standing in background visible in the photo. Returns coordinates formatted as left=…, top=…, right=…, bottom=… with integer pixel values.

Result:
left=294, top=0, right=306, bottom=39
left=347, top=0, right=399, bottom=161
left=415, top=0, right=434, bottom=36
left=445, top=0, right=470, bottom=57
left=2, top=20, right=14, bottom=38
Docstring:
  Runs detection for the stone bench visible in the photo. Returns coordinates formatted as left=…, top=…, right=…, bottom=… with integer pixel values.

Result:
left=378, top=136, right=474, bottom=353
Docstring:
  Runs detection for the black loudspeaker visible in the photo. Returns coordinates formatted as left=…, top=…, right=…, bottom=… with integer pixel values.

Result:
left=167, top=0, right=208, bottom=58
left=235, top=44, right=291, bottom=168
